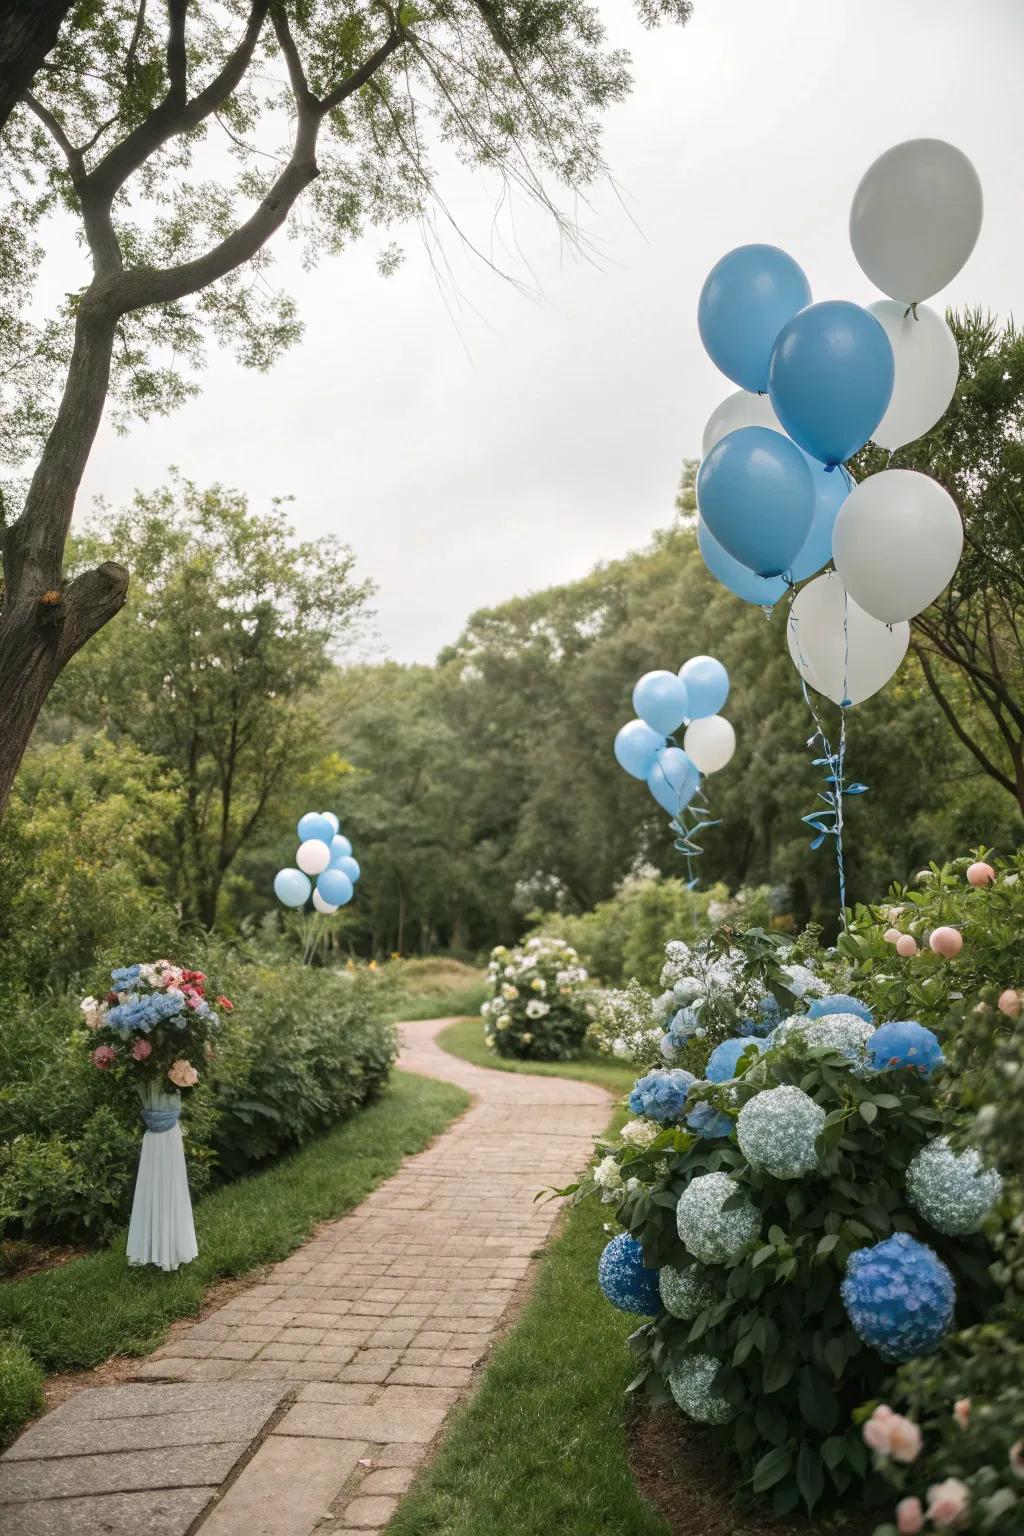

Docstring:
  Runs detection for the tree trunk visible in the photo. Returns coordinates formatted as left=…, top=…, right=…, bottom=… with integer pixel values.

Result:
left=0, top=296, right=125, bottom=812
left=0, top=0, right=73, bottom=131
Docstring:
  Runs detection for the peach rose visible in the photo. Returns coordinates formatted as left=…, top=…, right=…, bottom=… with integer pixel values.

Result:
left=168, top=1058, right=199, bottom=1089
left=863, top=1405, right=921, bottom=1463
left=998, top=988, right=1021, bottom=1019
left=926, top=1478, right=970, bottom=1529
left=896, top=1496, right=925, bottom=1534
left=953, top=1397, right=970, bottom=1429
left=896, top=934, right=919, bottom=957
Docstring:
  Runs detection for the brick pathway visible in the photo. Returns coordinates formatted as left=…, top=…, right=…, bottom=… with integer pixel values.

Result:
left=0, top=1017, right=610, bottom=1536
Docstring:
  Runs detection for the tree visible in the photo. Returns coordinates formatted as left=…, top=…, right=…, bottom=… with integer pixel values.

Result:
left=56, top=477, right=370, bottom=927
left=854, top=311, right=1024, bottom=815
left=0, top=1, right=73, bottom=131
left=0, top=0, right=693, bottom=814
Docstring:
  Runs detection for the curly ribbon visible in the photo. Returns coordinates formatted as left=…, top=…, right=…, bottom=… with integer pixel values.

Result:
left=669, top=785, right=722, bottom=891
left=787, top=581, right=867, bottom=926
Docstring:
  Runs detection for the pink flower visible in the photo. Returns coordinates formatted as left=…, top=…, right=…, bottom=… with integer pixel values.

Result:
left=863, top=1406, right=921, bottom=1463
left=1010, top=1441, right=1024, bottom=1479
left=91, top=1045, right=118, bottom=1070
left=168, top=1058, right=199, bottom=1089
left=998, top=989, right=1021, bottom=1019
left=953, top=1397, right=970, bottom=1429
left=896, top=1496, right=925, bottom=1534
left=216, top=995, right=233, bottom=1011
left=131, top=1038, right=153, bottom=1061
left=926, top=1478, right=970, bottom=1529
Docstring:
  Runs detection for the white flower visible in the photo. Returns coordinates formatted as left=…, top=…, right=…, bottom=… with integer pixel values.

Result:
left=669, top=1354, right=735, bottom=1425
left=504, top=964, right=516, bottom=977
left=593, top=1156, right=623, bottom=1200
left=737, top=1085, right=825, bottom=1179
left=676, top=1172, right=760, bottom=1265
left=907, top=1137, right=1003, bottom=1235
left=530, top=978, right=547, bottom=994
left=525, top=998, right=550, bottom=1019
left=502, top=984, right=519, bottom=1000
left=79, top=996, right=106, bottom=1030
left=620, top=1119, right=660, bottom=1148
left=521, top=1031, right=533, bottom=1044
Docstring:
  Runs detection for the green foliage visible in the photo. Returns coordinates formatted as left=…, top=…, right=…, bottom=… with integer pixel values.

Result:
left=0, top=1338, right=43, bottom=1447
left=0, top=1109, right=139, bottom=1245
left=608, top=1039, right=997, bottom=1518
left=482, top=937, right=591, bottom=1060
left=530, top=876, right=777, bottom=988
left=0, top=1072, right=468, bottom=1446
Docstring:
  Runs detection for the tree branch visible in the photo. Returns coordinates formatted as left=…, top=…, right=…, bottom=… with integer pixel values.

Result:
left=24, top=89, right=83, bottom=175
left=166, top=0, right=188, bottom=101
left=320, top=27, right=406, bottom=113
left=914, top=643, right=1018, bottom=801
left=270, top=3, right=312, bottom=108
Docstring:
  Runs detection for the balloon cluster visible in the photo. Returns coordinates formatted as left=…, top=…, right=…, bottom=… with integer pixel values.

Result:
left=695, top=139, right=981, bottom=910
left=273, top=811, right=362, bottom=914
left=614, top=656, right=734, bottom=883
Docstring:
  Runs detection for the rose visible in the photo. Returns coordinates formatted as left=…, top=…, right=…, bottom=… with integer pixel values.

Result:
left=91, top=1045, right=117, bottom=1070
left=896, top=1497, right=925, bottom=1535
left=863, top=1405, right=922, bottom=1463
left=168, top=1058, right=199, bottom=1089
left=216, top=995, right=233, bottom=1011
left=952, top=1397, right=970, bottom=1429
left=80, top=996, right=105, bottom=1029
left=999, top=988, right=1021, bottom=1019
left=131, top=1038, right=153, bottom=1061
left=926, top=1478, right=970, bottom=1529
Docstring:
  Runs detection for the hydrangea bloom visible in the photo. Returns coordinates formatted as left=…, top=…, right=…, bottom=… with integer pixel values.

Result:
left=628, top=1068, right=695, bottom=1124
left=739, top=994, right=779, bottom=1038
left=660, top=1007, right=701, bottom=1061
left=736, top=1085, right=825, bottom=1179
left=799, top=1013, right=875, bottom=1068
left=807, top=992, right=874, bottom=1025
left=867, top=1021, right=945, bottom=1077
left=781, top=962, right=828, bottom=999
left=597, top=1233, right=660, bottom=1315
left=659, top=1264, right=715, bottom=1320
left=906, top=1137, right=1003, bottom=1235
left=676, top=1171, right=760, bottom=1265
left=619, top=1118, right=661, bottom=1149
left=705, top=1035, right=765, bottom=1083
left=593, top=1156, right=624, bottom=1204
left=841, top=1233, right=955, bottom=1362
left=685, top=1099, right=734, bottom=1140
left=668, top=1354, right=735, bottom=1424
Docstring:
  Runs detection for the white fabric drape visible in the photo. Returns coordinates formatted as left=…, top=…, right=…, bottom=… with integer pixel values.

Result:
left=126, top=1084, right=198, bottom=1272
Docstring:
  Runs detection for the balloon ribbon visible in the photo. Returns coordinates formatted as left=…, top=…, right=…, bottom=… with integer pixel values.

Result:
left=670, top=786, right=721, bottom=890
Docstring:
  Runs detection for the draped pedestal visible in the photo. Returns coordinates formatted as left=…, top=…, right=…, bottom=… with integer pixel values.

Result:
left=126, top=1083, right=198, bottom=1272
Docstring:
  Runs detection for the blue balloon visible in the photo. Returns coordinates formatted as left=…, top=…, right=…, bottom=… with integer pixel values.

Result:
left=678, top=655, right=730, bottom=720
left=697, top=520, right=788, bottom=607
left=297, top=811, right=335, bottom=845
left=317, top=868, right=354, bottom=907
left=274, top=868, right=311, bottom=908
left=698, top=244, right=812, bottom=392
left=632, top=670, right=689, bottom=736
left=788, top=457, right=854, bottom=581
left=647, top=747, right=698, bottom=816
left=768, top=300, right=895, bottom=466
left=328, top=834, right=353, bottom=864
left=697, top=426, right=815, bottom=578
left=705, top=1036, right=766, bottom=1083
left=597, top=1233, right=661, bottom=1316
left=614, top=719, right=665, bottom=781
left=335, top=855, right=360, bottom=884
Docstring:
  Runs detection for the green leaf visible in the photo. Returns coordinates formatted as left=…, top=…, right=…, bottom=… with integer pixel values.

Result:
left=768, top=1224, right=787, bottom=1246
left=762, top=1351, right=794, bottom=1392
left=796, top=1441, right=825, bottom=1513
left=824, top=1336, right=846, bottom=1380
left=751, top=1444, right=793, bottom=1493
left=797, top=1365, right=839, bottom=1433
left=821, top=1435, right=847, bottom=1469
left=858, top=1101, right=878, bottom=1125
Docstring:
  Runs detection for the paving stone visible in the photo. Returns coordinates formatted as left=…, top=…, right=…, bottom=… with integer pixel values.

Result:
left=4, top=1390, right=282, bottom=1461
left=340, top=1495, right=398, bottom=1528
left=201, top=1437, right=367, bottom=1536
left=275, top=1399, right=446, bottom=1444
left=0, top=1486, right=216, bottom=1536
left=359, top=1466, right=415, bottom=1495
left=0, top=1440, right=246, bottom=1503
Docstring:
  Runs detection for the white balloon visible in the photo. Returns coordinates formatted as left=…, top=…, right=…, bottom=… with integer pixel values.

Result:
left=787, top=571, right=909, bottom=707
left=850, top=138, right=983, bottom=303
left=322, top=811, right=340, bottom=833
left=868, top=301, right=959, bottom=450
left=683, top=715, right=736, bottom=774
left=701, top=389, right=783, bottom=457
left=312, top=889, right=339, bottom=914
left=296, top=838, right=331, bottom=876
left=832, top=469, right=963, bottom=623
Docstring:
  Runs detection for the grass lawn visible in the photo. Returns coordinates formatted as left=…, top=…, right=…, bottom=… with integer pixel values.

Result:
left=0, top=1070, right=468, bottom=1444
left=383, top=957, right=489, bottom=1024
left=387, top=1102, right=671, bottom=1536
left=437, top=1014, right=638, bottom=1097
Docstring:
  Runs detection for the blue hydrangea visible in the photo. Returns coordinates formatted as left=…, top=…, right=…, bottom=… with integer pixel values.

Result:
left=840, top=1233, right=955, bottom=1362
left=807, top=993, right=874, bottom=1024
left=686, top=1099, right=734, bottom=1140
left=867, top=1021, right=945, bottom=1077
left=660, top=1008, right=701, bottom=1062
left=111, top=964, right=142, bottom=989
left=628, top=1068, right=696, bottom=1123
left=705, top=1036, right=765, bottom=1083
left=597, top=1233, right=660, bottom=1315
left=106, top=991, right=187, bottom=1034
left=745, top=994, right=781, bottom=1037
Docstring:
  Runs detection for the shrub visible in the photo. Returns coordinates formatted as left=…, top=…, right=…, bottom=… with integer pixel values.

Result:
left=481, top=937, right=590, bottom=1059
left=529, top=875, right=777, bottom=988
left=0, top=1338, right=43, bottom=1446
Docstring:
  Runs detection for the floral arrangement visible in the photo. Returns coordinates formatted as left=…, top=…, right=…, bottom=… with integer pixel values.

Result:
left=80, top=959, right=231, bottom=1093
left=560, top=915, right=1005, bottom=1520
left=481, top=936, right=590, bottom=1059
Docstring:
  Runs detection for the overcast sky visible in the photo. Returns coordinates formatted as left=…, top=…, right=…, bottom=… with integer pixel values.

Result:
left=67, top=0, right=1024, bottom=663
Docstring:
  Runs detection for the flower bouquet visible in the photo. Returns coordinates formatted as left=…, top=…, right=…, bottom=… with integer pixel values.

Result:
left=80, top=960, right=233, bottom=1271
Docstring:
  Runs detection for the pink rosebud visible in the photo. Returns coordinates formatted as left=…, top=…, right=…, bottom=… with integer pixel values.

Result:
left=929, top=926, right=963, bottom=958
left=896, top=934, right=919, bottom=957
left=998, top=989, right=1021, bottom=1019
left=953, top=1397, right=970, bottom=1429
left=927, top=1478, right=970, bottom=1529
left=897, top=1496, right=925, bottom=1535
left=966, top=861, right=995, bottom=887
left=864, top=1404, right=896, bottom=1454
left=91, top=1045, right=118, bottom=1070
left=884, top=927, right=902, bottom=944
left=131, top=1038, right=153, bottom=1061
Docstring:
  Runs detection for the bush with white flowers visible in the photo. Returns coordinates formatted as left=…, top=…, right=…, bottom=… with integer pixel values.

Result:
left=481, top=935, right=590, bottom=1059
